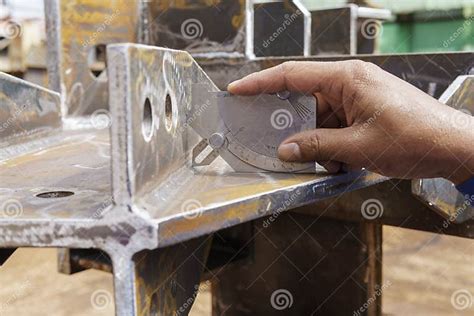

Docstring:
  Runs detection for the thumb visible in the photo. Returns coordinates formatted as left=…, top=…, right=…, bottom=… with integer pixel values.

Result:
left=277, top=128, right=358, bottom=163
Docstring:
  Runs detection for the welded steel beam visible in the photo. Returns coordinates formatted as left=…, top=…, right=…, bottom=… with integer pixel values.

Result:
left=1, top=1, right=471, bottom=314
left=212, top=213, right=382, bottom=315
left=296, top=181, right=474, bottom=239
left=0, top=44, right=385, bottom=315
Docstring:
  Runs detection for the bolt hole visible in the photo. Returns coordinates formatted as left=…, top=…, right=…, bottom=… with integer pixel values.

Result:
left=36, top=191, right=75, bottom=199
left=165, top=94, right=173, bottom=131
left=142, top=97, right=153, bottom=140
left=87, top=44, right=107, bottom=78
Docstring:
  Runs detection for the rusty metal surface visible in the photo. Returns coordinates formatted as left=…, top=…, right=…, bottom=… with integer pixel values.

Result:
left=147, top=0, right=246, bottom=55
left=211, top=213, right=382, bottom=315
left=1, top=51, right=472, bottom=315
left=57, top=248, right=112, bottom=274
left=45, top=0, right=141, bottom=116
left=309, top=5, right=391, bottom=56
left=413, top=76, right=474, bottom=223
left=295, top=181, right=474, bottom=239
left=311, top=6, right=354, bottom=55
left=1, top=1, right=471, bottom=314
left=0, top=127, right=110, bottom=219
left=106, top=43, right=386, bottom=247
left=0, top=45, right=386, bottom=315
left=133, top=237, right=212, bottom=316
left=0, top=72, right=61, bottom=149
left=106, top=44, right=215, bottom=205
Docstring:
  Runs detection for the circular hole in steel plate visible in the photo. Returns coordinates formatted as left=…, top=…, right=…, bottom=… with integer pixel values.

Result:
left=142, top=97, right=154, bottom=140
left=165, top=93, right=173, bottom=131
left=87, top=44, right=107, bottom=79
left=36, top=191, right=75, bottom=199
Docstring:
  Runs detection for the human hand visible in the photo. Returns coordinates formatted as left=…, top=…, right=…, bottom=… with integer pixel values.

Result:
left=228, top=61, right=474, bottom=184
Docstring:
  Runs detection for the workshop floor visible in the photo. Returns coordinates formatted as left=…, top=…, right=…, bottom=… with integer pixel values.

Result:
left=0, top=226, right=472, bottom=315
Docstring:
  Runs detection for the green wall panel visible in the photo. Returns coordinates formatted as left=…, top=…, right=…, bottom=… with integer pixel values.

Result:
left=380, top=18, right=474, bottom=53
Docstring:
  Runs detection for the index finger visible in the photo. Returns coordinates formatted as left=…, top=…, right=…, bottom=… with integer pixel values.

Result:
left=227, top=60, right=354, bottom=96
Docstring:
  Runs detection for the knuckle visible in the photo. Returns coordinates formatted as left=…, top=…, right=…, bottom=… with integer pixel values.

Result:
left=277, top=61, right=298, bottom=90
left=280, top=61, right=297, bottom=73
left=301, top=132, right=323, bottom=159
left=347, top=60, right=379, bottom=83
left=279, top=61, right=297, bottom=78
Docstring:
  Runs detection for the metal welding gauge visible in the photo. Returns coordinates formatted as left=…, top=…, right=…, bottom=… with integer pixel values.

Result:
left=190, top=84, right=317, bottom=173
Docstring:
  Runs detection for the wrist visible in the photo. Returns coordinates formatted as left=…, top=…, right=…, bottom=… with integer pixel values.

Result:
left=441, top=113, right=474, bottom=184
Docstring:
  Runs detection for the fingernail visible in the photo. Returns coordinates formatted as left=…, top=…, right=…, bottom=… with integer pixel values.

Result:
left=227, top=79, right=241, bottom=91
left=278, top=143, right=302, bottom=161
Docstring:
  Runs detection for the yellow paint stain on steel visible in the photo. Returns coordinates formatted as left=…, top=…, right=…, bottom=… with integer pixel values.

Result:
left=61, top=0, right=134, bottom=41
left=56, top=0, right=139, bottom=114
left=431, top=197, right=456, bottom=216
left=157, top=0, right=221, bottom=10
left=364, top=172, right=384, bottom=183
left=161, top=200, right=261, bottom=240
left=232, top=0, right=246, bottom=28
left=0, top=92, right=11, bottom=103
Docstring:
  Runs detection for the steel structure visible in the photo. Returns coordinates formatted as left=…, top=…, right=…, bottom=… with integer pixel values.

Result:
left=0, top=1, right=473, bottom=315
